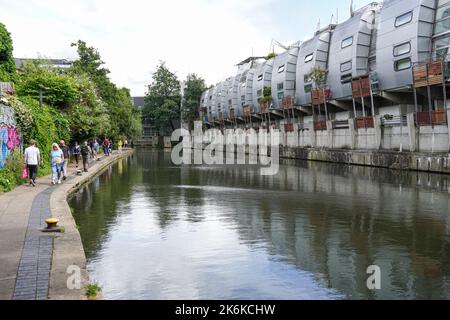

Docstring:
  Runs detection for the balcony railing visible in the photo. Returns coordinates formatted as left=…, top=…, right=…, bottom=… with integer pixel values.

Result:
left=332, top=120, right=350, bottom=129
left=381, top=115, right=407, bottom=126
left=355, top=117, right=374, bottom=129
left=314, top=120, right=327, bottom=131
left=416, top=110, right=447, bottom=126
left=284, top=123, right=294, bottom=132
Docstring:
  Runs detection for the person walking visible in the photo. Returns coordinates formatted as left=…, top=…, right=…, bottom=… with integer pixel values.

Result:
left=50, top=143, right=64, bottom=185
left=60, top=140, right=70, bottom=181
left=93, top=140, right=100, bottom=161
left=118, top=139, right=123, bottom=154
left=81, top=141, right=91, bottom=173
left=24, top=139, right=40, bottom=187
left=73, top=142, right=81, bottom=167
left=102, top=138, right=110, bottom=157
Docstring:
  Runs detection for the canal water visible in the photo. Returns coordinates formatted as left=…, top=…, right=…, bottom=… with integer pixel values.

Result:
left=70, top=150, right=450, bottom=300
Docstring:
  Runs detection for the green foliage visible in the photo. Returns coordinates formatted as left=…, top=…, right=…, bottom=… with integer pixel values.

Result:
left=308, top=66, right=328, bottom=89
left=1, top=95, right=34, bottom=137
left=182, top=73, right=206, bottom=130
left=258, top=86, right=273, bottom=104
left=16, top=61, right=78, bottom=108
left=70, top=40, right=142, bottom=139
left=267, top=52, right=277, bottom=60
left=0, top=22, right=16, bottom=82
left=144, top=62, right=181, bottom=131
left=0, top=151, right=25, bottom=193
left=86, top=283, right=102, bottom=299
left=20, top=96, right=64, bottom=174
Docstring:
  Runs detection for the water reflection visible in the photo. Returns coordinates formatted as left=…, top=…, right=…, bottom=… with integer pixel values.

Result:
left=70, top=150, right=450, bottom=300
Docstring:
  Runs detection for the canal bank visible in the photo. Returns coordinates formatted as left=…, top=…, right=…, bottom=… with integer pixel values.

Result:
left=48, top=149, right=134, bottom=300
left=0, top=149, right=133, bottom=300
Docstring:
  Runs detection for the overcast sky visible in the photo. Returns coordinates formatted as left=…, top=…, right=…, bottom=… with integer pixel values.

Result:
left=0, top=0, right=374, bottom=96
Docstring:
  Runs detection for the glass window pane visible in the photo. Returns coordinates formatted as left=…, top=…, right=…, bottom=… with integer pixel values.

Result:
left=436, top=4, right=450, bottom=21
left=304, top=53, right=314, bottom=63
left=277, top=83, right=284, bottom=91
left=341, top=36, right=353, bottom=49
left=435, top=18, right=450, bottom=34
left=278, top=65, right=285, bottom=73
left=257, top=74, right=263, bottom=81
left=340, top=61, right=352, bottom=72
left=395, top=11, right=413, bottom=28
left=394, top=58, right=412, bottom=71
left=393, top=42, right=411, bottom=56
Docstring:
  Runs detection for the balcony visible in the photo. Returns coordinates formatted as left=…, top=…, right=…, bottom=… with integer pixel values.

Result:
left=355, top=117, right=374, bottom=129
left=284, top=123, right=294, bottom=132
left=416, top=110, right=447, bottom=126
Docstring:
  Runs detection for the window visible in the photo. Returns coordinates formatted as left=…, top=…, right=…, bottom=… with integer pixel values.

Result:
left=393, top=42, right=411, bottom=56
left=209, top=96, right=212, bottom=100
left=241, top=83, right=246, bottom=88
left=304, top=74, right=312, bottom=83
left=257, top=89, right=263, bottom=97
left=304, top=84, right=312, bottom=93
left=277, top=92, right=284, bottom=100
left=228, top=100, right=232, bottom=106
left=257, top=74, right=263, bottom=81
left=278, top=65, right=285, bottom=73
left=304, top=53, right=314, bottom=63
left=394, top=58, right=412, bottom=71
left=341, top=73, right=352, bottom=84
left=241, top=95, right=245, bottom=102
left=395, top=11, right=413, bottom=28
left=277, top=83, right=284, bottom=91
left=341, top=36, right=353, bottom=49
left=340, top=60, right=352, bottom=73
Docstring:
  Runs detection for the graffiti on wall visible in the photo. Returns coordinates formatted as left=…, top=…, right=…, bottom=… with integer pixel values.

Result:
left=0, top=103, right=21, bottom=169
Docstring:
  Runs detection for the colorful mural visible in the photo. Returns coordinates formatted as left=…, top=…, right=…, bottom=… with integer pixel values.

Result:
left=0, top=103, right=21, bottom=169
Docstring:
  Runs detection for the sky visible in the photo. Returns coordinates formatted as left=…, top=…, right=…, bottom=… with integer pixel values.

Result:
left=0, top=0, right=375, bottom=96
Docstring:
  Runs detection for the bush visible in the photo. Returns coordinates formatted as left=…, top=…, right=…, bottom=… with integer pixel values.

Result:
left=0, top=151, right=26, bottom=192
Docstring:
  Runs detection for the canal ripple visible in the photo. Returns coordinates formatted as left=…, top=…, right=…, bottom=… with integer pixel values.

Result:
left=70, top=151, right=450, bottom=300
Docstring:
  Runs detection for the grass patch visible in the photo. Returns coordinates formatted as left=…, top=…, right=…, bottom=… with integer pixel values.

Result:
left=86, top=283, right=102, bottom=299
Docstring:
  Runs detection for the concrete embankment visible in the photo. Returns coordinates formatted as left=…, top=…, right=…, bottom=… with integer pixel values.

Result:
left=280, top=147, right=450, bottom=174
left=49, top=149, right=134, bottom=300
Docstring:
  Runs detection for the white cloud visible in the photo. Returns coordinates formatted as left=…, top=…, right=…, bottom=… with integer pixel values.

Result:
left=1, top=0, right=280, bottom=96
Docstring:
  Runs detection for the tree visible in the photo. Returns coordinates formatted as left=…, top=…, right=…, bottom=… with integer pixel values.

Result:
left=182, top=74, right=206, bottom=130
left=0, top=22, right=16, bottom=82
left=144, top=62, right=181, bottom=132
left=308, top=66, right=328, bottom=89
left=70, top=40, right=142, bottom=139
left=16, top=61, right=78, bottom=108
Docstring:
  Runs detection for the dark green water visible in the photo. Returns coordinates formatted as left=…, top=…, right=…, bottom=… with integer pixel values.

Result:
left=70, top=150, right=450, bottom=300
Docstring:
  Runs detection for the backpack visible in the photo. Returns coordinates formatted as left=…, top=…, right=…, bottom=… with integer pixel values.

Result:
left=81, top=146, right=90, bottom=157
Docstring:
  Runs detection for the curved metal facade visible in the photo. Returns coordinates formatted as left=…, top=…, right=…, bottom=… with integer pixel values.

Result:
left=295, top=29, right=333, bottom=106
left=271, top=47, right=299, bottom=109
left=327, top=4, right=379, bottom=100
left=376, top=0, right=435, bottom=91
left=252, top=59, right=274, bottom=112
left=201, top=0, right=445, bottom=126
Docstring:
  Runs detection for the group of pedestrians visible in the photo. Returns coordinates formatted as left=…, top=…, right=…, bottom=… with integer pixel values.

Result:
left=23, top=137, right=121, bottom=187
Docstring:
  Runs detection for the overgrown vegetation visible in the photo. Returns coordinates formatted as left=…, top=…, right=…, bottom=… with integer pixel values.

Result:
left=267, top=52, right=277, bottom=60
left=86, top=283, right=102, bottom=299
left=0, top=22, right=142, bottom=192
left=308, top=65, right=328, bottom=89
left=258, top=86, right=273, bottom=104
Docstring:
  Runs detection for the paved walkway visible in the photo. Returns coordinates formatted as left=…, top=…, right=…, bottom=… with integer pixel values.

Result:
left=0, top=152, right=131, bottom=300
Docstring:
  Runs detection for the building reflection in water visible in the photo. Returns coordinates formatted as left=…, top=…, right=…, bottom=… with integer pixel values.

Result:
left=70, top=150, right=450, bottom=299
